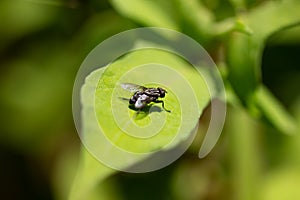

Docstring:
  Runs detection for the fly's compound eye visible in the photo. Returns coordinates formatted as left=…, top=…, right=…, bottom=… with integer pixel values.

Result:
left=158, top=87, right=166, bottom=97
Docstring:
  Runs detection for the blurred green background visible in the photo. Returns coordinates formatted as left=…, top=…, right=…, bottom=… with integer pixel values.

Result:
left=0, top=0, right=299, bottom=200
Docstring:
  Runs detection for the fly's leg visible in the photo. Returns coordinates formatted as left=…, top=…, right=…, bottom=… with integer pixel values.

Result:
left=154, top=100, right=171, bottom=113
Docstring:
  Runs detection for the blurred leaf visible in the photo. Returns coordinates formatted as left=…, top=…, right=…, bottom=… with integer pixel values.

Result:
left=261, top=167, right=300, bottom=200
left=52, top=143, right=79, bottom=200
left=0, top=0, right=58, bottom=49
left=69, top=68, right=118, bottom=200
left=281, top=97, right=300, bottom=166
left=86, top=178, right=122, bottom=200
left=171, top=160, right=224, bottom=200
left=0, top=41, right=76, bottom=151
left=213, top=18, right=253, bottom=37
left=254, top=86, right=297, bottom=134
left=227, top=106, right=262, bottom=200
left=173, top=0, right=214, bottom=42
left=267, top=25, right=300, bottom=45
left=73, top=10, right=136, bottom=54
left=226, top=0, right=300, bottom=133
left=0, top=9, right=136, bottom=152
left=69, top=147, right=116, bottom=200
left=109, top=0, right=178, bottom=29
left=229, top=0, right=246, bottom=10
left=227, top=0, right=300, bottom=99
left=227, top=32, right=259, bottom=102
left=246, top=0, right=300, bottom=41
left=260, top=90, right=300, bottom=200
left=202, top=0, right=235, bottom=21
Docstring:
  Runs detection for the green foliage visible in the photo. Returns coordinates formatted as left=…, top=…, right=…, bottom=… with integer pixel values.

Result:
left=69, top=148, right=116, bottom=200
left=254, top=86, right=297, bottom=134
left=70, top=48, right=212, bottom=199
left=72, top=0, right=300, bottom=199
left=95, top=49, right=206, bottom=152
left=226, top=0, right=300, bottom=133
left=110, top=0, right=178, bottom=29
left=0, top=0, right=58, bottom=48
left=1, top=0, right=300, bottom=200
left=106, top=0, right=299, bottom=135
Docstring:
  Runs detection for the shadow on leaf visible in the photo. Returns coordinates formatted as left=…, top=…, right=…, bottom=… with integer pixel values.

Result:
left=128, top=104, right=163, bottom=120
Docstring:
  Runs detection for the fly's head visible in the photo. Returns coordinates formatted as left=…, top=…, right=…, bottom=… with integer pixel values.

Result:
left=157, top=87, right=167, bottom=98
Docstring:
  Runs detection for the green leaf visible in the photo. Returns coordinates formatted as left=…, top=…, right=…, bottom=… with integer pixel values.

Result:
left=68, top=147, right=116, bottom=200
left=109, top=0, right=178, bottom=29
left=254, top=86, right=297, bottom=135
left=69, top=68, right=116, bottom=200
left=70, top=48, right=213, bottom=198
left=213, top=18, right=253, bottom=37
left=227, top=1, right=300, bottom=100
left=229, top=0, right=246, bottom=10
left=95, top=49, right=209, bottom=153
left=227, top=106, right=261, bottom=200
left=227, top=32, right=259, bottom=103
left=268, top=25, right=300, bottom=45
left=226, top=1, right=300, bottom=132
left=245, top=0, right=300, bottom=41
left=173, top=0, right=214, bottom=42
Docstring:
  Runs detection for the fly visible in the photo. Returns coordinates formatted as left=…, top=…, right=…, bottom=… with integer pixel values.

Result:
left=121, top=83, right=171, bottom=113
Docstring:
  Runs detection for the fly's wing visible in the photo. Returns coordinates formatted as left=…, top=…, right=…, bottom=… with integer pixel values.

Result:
left=121, top=83, right=146, bottom=93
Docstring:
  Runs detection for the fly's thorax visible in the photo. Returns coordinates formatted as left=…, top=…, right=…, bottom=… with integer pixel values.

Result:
left=134, top=94, right=148, bottom=109
left=134, top=101, right=143, bottom=109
